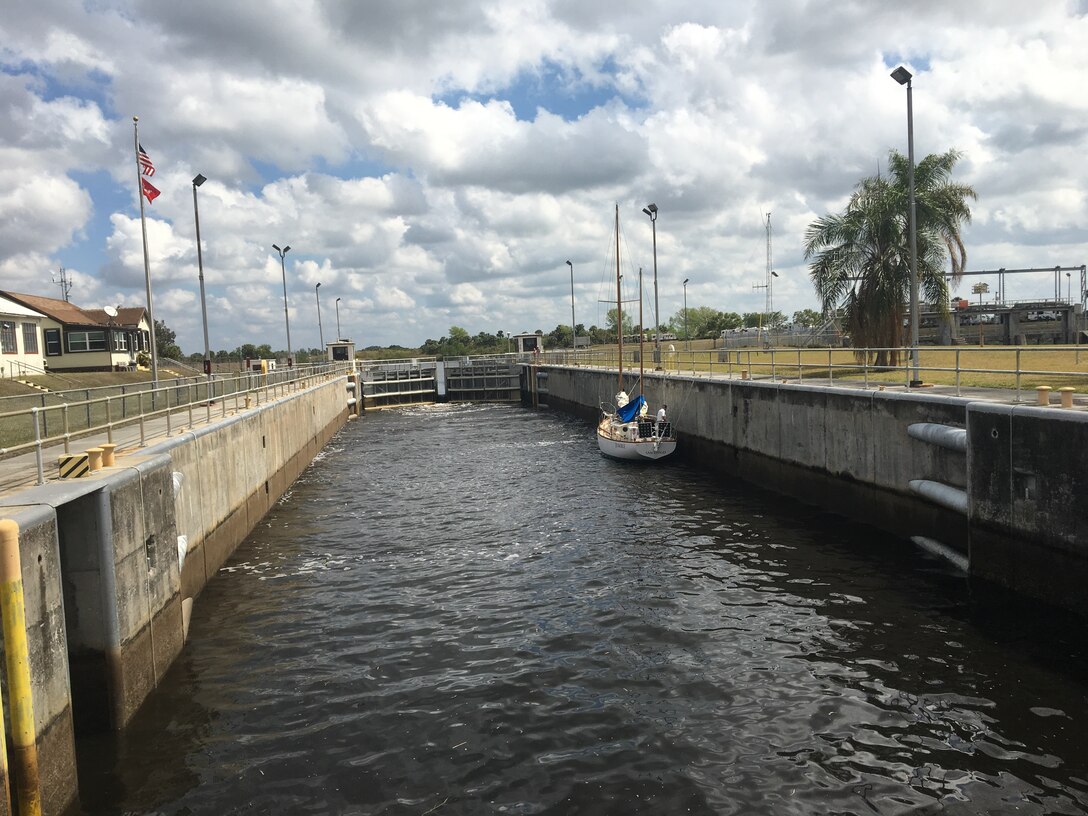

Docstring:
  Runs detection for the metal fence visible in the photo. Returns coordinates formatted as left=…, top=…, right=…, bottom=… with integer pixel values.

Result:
left=0, top=363, right=355, bottom=481
left=541, top=345, right=1088, bottom=402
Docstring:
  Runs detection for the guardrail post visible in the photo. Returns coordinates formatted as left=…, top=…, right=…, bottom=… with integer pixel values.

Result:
left=31, top=409, right=44, bottom=486
left=84, top=389, right=91, bottom=429
left=1015, top=348, right=1022, bottom=402
left=105, top=396, right=113, bottom=444
left=39, top=394, right=47, bottom=440
left=797, top=349, right=802, bottom=381
left=955, top=348, right=961, bottom=396
left=138, top=412, right=146, bottom=447
left=828, top=348, right=833, bottom=385
left=771, top=348, right=777, bottom=382
left=863, top=355, right=869, bottom=388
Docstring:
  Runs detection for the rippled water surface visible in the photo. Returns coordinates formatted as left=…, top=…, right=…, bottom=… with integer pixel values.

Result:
left=78, top=404, right=1088, bottom=815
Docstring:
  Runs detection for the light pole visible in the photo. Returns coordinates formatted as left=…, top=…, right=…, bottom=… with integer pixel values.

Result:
left=642, top=203, right=661, bottom=368
left=272, top=244, right=293, bottom=366
left=192, top=173, right=212, bottom=398
left=315, top=282, right=324, bottom=354
left=683, top=277, right=690, bottom=347
left=892, top=65, right=921, bottom=386
left=335, top=297, right=342, bottom=341
left=566, top=260, right=577, bottom=353
left=972, top=282, right=989, bottom=346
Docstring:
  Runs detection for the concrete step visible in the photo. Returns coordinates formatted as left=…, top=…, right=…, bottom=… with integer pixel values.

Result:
left=16, top=380, right=50, bottom=393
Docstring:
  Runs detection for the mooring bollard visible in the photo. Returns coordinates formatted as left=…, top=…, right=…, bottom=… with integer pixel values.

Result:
left=0, top=519, right=43, bottom=816
left=1058, top=387, right=1075, bottom=409
left=740, top=369, right=750, bottom=380
left=86, top=447, right=104, bottom=471
left=1035, top=385, right=1052, bottom=406
left=100, top=443, right=117, bottom=467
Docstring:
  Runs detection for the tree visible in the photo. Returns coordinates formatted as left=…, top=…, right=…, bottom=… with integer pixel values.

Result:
left=154, top=320, right=183, bottom=361
left=792, top=309, right=823, bottom=328
left=804, top=148, right=976, bottom=366
left=604, top=308, right=633, bottom=339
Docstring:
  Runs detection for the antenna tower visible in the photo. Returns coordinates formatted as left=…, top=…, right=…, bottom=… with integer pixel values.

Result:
left=53, top=267, right=73, bottom=302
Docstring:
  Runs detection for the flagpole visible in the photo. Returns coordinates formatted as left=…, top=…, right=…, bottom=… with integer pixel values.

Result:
left=134, top=115, right=159, bottom=388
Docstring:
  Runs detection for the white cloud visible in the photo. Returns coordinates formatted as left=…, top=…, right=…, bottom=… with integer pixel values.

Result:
left=0, top=0, right=1084, bottom=351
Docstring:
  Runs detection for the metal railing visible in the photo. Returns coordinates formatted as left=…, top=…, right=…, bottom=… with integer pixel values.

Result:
left=0, top=363, right=355, bottom=483
left=539, top=345, right=1088, bottom=401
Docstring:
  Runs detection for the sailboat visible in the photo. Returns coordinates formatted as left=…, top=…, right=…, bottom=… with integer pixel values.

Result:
left=596, top=204, right=677, bottom=461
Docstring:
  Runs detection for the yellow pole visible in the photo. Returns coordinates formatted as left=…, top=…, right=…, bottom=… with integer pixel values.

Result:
left=0, top=561, right=9, bottom=816
left=0, top=520, right=41, bottom=816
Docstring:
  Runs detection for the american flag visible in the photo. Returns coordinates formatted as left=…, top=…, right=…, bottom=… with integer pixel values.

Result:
left=138, top=144, right=155, bottom=176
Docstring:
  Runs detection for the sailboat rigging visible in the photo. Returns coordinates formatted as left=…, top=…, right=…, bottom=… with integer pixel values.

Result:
left=596, top=204, right=677, bottom=461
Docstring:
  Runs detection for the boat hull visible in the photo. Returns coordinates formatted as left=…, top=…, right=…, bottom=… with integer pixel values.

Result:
left=596, top=417, right=676, bottom=461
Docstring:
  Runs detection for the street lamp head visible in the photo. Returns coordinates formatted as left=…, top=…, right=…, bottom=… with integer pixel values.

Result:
left=771, top=270, right=780, bottom=278
left=647, top=203, right=657, bottom=213
left=284, top=245, right=290, bottom=254
left=683, top=278, right=690, bottom=285
left=193, top=173, right=207, bottom=187
left=316, top=282, right=321, bottom=290
left=272, top=243, right=281, bottom=252
left=566, top=260, right=572, bottom=268
left=336, top=297, right=341, bottom=304
left=890, top=65, right=912, bottom=86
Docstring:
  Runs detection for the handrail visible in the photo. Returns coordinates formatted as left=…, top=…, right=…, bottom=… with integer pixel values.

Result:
left=1, top=363, right=355, bottom=465
left=535, top=345, right=1087, bottom=401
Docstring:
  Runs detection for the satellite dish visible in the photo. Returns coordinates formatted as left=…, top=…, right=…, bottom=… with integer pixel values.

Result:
left=104, top=306, right=118, bottom=317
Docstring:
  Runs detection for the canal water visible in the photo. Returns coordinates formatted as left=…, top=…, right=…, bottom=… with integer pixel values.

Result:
left=77, top=404, right=1088, bottom=815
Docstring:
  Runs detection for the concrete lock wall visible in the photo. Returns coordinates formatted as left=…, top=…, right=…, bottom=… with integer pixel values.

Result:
left=540, top=365, right=1087, bottom=614
left=968, top=403, right=1088, bottom=612
left=0, top=375, right=350, bottom=815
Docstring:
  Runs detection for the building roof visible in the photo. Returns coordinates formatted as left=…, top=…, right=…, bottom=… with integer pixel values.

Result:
left=83, top=307, right=147, bottom=327
left=0, top=291, right=102, bottom=326
left=0, top=294, right=45, bottom=319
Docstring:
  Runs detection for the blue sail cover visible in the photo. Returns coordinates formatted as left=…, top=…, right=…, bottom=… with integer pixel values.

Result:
left=615, top=395, right=646, bottom=423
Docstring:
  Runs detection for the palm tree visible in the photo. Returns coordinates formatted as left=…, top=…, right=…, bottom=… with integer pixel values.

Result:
left=804, top=149, right=976, bottom=367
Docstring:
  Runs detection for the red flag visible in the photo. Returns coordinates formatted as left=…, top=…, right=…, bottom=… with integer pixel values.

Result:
left=141, top=177, right=161, bottom=203
left=138, top=144, right=155, bottom=176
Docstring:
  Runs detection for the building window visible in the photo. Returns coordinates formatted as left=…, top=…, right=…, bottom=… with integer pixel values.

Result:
left=112, top=330, right=128, bottom=352
left=44, top=329, right=61, bottom=356
left=0, top=321, right=16, bottom=354
left=67, top=330, right=108, bottom=352
left=21, top=323, right=38, bottom=354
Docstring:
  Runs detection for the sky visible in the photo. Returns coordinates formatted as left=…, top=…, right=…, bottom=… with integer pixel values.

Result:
left=1, top=0, right=1086, bottom=354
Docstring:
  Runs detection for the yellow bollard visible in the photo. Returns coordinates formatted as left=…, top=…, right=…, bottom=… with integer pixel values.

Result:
left=0, top=520, right=42, bottom=816
left=1035, top=386, right=1052, bottom=406
left=86, top=447, right=104, bottom=472
left=1058, top=387, right=1075, bottom=409
left=100, top=443, right=117, bottom=467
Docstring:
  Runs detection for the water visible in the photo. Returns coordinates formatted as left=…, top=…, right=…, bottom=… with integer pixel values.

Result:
left=77, top=404, right=1088, bottom=815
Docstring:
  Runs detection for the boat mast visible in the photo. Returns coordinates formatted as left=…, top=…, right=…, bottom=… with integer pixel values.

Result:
left=615, top=203, right=623, bottom=392
left=638, top=266, right=644, bottom=396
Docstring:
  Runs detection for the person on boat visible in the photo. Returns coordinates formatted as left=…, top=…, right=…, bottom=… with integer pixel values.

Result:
left=656, top=404, right=667, bottom=429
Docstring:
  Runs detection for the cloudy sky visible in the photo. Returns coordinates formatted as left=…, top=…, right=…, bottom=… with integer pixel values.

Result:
left=2, top=0, right=1086, bottom=353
